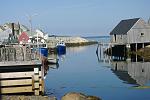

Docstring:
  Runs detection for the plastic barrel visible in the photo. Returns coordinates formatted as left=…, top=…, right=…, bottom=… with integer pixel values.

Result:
left=39, top=48, right=48, bottom=57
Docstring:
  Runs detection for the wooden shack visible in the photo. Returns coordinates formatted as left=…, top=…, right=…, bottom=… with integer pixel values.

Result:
left=110, top=18, right=150, bottom=52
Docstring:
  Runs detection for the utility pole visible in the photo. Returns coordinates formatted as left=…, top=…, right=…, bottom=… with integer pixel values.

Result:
left=26, top=13, right=38, bottom=38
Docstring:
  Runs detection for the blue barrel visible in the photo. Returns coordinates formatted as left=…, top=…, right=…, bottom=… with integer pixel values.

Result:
left=39, top=48, right=48, bottom=57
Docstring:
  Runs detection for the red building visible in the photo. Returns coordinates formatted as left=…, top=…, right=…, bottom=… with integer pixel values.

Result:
left=18, top=32, right=29, bottom=44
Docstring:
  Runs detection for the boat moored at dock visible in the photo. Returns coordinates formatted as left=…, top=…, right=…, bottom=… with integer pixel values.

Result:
left=56, top=40, right=66, bottom=55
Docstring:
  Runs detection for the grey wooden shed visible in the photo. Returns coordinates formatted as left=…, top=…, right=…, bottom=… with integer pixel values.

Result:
left=110, top=18, right=150, bottom=51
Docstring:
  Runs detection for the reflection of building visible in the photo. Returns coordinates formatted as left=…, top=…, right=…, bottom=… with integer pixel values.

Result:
left=111, top=59, right=150, bottom=86
left=128, top=62, right=150, bottom=86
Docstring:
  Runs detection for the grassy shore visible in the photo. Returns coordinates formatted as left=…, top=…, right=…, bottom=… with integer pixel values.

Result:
left=136, top=47, right=150, bottom=60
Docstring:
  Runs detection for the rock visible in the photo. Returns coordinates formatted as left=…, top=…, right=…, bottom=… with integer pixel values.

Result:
left=61, top=92, right=101, bottom=100
left=1, top=95, right=57, bottom=100
left=87, top=96, right=102, bottom=100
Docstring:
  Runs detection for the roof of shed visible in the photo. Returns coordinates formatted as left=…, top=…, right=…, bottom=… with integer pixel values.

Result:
left=110, top=18, right=140, bottom=35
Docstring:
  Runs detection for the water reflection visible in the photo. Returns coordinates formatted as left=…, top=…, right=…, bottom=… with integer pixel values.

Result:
left=111, top=55, right=150, bottom=86
left=97, top=51, right=150, bottom=86
left=58, top=54, right=66, bottom=62
left=48, top=53, right=66, bottom=69
left=45, top=44, right=150, bottom=100
left=49, top=63, right=59, bottom=69
left=67, top=46, right=86, bottom=53
left=96, top=47, right=111, bottom=64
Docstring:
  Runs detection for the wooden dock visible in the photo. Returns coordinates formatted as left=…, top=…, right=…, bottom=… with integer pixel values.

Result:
left=0, top=45, right=47, bottom=95
left=0, top=60, right=44, bottom=95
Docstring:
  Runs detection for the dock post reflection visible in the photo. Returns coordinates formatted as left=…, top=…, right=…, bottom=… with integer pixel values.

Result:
left=96, top=43, right=111, bottom=64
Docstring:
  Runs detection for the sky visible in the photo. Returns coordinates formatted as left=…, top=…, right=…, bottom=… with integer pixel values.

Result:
left=0, top=0, right=150, bottom=36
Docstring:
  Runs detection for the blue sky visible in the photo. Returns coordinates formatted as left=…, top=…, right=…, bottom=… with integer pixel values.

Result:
left=0, top=0, right=150, bottom=36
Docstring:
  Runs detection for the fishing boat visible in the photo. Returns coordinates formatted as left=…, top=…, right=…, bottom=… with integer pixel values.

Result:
left=29, top=33, right=48, bottom=58
left=30, top=43, right=48, bottom=58
left=56, top=40, right=66, bottom=55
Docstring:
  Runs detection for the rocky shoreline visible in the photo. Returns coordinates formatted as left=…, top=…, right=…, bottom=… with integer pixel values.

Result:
left=47, top=36, right=98, bottom=48
left=65, top=41, right=97, bottom=47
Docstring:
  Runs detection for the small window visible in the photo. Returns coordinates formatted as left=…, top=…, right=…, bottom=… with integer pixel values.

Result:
left=141, top=33, right=144, bottom=36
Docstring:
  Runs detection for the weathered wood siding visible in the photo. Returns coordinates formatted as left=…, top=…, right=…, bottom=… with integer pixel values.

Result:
left=111, top=35, right=127, bottom=44
left=127, top=19, right=150, bottom=43
left=0, top=61, right=44, bottom=95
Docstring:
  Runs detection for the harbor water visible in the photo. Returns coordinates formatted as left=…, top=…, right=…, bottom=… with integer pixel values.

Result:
left=45, top=37, right=150, bottom=100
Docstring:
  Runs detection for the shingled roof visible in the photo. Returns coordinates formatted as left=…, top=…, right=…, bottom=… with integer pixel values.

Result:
left=110, top=18, right=140, bottom=35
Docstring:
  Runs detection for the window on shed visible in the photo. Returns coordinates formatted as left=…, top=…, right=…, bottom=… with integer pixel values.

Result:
left=141, top=33, right=144, bottom=36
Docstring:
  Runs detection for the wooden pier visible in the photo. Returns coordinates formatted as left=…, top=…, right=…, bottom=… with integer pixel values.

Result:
left=0, top=45, right=47, bottom=95
left=0, top=60, right=44, bottom=95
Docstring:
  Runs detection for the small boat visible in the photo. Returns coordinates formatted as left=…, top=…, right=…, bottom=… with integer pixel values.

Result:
left=56, top=40, right=66, bottom=55
left=30, top=43, right=48, bottom=58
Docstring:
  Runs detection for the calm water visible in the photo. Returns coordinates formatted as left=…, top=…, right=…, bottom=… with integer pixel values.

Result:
left=45, top=37, right=150, bottom=100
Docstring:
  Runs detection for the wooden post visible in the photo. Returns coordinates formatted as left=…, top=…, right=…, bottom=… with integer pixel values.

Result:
left=41, top=65, right=45, bottom=95
left=142, top=43, right=145, bottom=62
left=99, top=44, right=101, bottom=59
left=33, top=67, right=39, bottom=95
left=135, top=43, right=137, bottom=52
left=21, top=47, right=25, bottom=61
left=110, top=44, right=112, bottom=56
left=4, top=48, right=6, bottom=61
left=14, top=48, right=16, bottom=61
left=0, top=48, right=1, bottom=61
left=124, top=45, right=126, bottom=57
left=142, top=43, right=144, bottom=48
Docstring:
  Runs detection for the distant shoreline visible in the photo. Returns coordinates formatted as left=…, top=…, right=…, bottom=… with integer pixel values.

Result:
left=49, top=35, right=110, bottom=38
left=82, top=35, right=110, bottom=38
